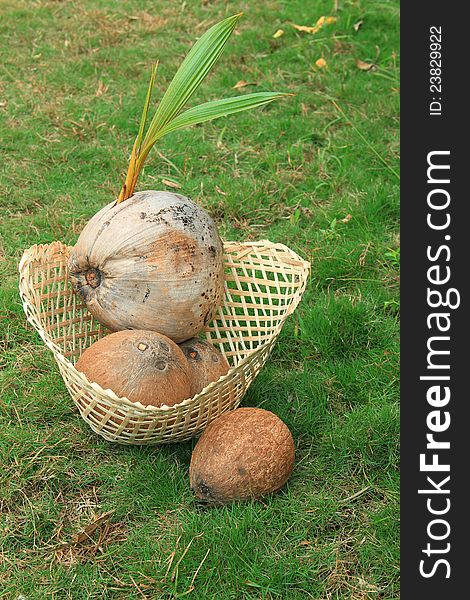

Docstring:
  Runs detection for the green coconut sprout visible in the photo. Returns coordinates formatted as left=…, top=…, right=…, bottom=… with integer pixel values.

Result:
left=117, top=13, right=289, bottom=203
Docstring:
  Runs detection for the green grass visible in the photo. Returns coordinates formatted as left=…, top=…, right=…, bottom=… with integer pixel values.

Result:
left=0, top=0, right=399, bottom=598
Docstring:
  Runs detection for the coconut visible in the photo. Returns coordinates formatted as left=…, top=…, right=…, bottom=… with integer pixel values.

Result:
left=68, top=191, right=225, bottom=343
left=189, top=407, right=295, bottom=504
left=179, top=338, right=230, bottom=396
left=75, top=330, right=191, bottom=408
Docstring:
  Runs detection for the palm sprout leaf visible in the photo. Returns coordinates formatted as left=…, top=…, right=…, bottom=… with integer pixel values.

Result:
left=141, top=13, right=242, bottom=150
left=118, top=13, right=290, bottom=202
left=156, top=92, right=288, bottom=138
left=136, top=62, right=158, bottom=156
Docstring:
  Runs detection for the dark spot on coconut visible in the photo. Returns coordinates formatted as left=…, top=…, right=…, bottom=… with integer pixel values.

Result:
left=187, top=348, right=201, bottom=361
left=155, top=360, right=167, bottom=371
left=238, top=467, right=247, bottom=476
left=159, top=341, right=170, bottom=352
left=211, top=354, right=219, bottom=363
left=142, top=287, right=151, bottom=303
left=145, top=209, right=165, bottom=223
left=203, top=310, right=212, bottom=325
left=73, top=279, right=93, bottom=302
left=196, top=479, right=214, bottom=499
left=208, top=246, right=216, bottom=256
left=85, top=268, right=101, bottom=288
left=145, top=204, right=198, bottom=231
left=140, top=212, right=147, bottom=220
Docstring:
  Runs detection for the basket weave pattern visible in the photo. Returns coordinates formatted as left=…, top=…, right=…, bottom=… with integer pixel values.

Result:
left=19, top=240, right=309, bottom=444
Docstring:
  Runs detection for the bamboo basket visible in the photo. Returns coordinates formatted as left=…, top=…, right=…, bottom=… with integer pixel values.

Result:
left=18, top=240, right=310, bottom=445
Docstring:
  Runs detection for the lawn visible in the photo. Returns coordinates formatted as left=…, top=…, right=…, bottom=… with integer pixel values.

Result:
left=0, top=0, right=400, bottom=598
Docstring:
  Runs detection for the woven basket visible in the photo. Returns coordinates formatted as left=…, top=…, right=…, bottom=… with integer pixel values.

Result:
left=18, top=240, right=309, bottom=445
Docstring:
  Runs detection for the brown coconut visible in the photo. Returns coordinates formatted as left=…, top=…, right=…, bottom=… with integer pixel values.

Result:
left=179, top=338, right=230, bottom=396
left=75, top=330, right=191, bottom=408
left=68, top=191, right=225, bottom=343
left=189, top=407, right=295, bottom=504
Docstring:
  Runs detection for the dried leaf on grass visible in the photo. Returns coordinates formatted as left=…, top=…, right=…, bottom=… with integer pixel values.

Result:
left=353, top=20, right=363, bottom=32
left=293, top=24, right=318, bottom=34
left=357, top=576, right=380, bottom=592
left=273, top=29, right=284, bottom=38
left=162, top=178, right=182, bottom=189
left=315, top=58, right=328, bottom=69
left=292, top=15, right=337, bottom=35
left=355, top=58, right=376, bottom=71
left=232, top=80, right=257, bottom=90
left=95, top=80, right=108, bottom=97
left=72, top=510, right=115, bottom=544
left=53, top=510, right=127, bottom=565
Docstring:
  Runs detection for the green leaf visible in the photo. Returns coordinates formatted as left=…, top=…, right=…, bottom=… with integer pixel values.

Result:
left=118, top=12, right=292, bottom=201
left=136, top=62, right=158, bottom=156
left=142, top=13, right=242, bottom=149
left=155, top=92, right=288, bottom=138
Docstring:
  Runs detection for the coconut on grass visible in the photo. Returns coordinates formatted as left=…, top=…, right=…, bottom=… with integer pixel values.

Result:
left=189, top=407, right=295, bottom=504
left=68, top=14, right=288, bottom=341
